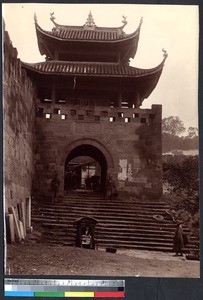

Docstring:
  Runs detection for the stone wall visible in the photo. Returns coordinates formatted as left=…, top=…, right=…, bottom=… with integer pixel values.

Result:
left=3, top=30, right=35, bottom=211
left=33, top=101, right=162, bottom=199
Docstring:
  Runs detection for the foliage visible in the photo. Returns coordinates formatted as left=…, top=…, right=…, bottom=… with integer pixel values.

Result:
left=162, top=116, right=198, bottom=153
left=162, top=116, right=186, bottom=136
left=163, top=155, right=199, bottom=197
left=162, top=133, right=199, bottom=153
left=163, top=155, right=199, bottom=235
left=187, top=127, right=198, bottom=138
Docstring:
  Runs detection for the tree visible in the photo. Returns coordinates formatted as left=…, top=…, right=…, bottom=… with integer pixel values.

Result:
left=187, top=127, right=198, bottom=139
left=163, top=156, right=199, bottom=197
left=162, top=116, right=186, bottom=136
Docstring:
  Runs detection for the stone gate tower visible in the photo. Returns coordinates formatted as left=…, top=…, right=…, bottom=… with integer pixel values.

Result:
left=22, top=12, right=167, bottom=199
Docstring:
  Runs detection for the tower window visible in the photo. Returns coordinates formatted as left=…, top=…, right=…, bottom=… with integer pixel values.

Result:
left=45, top=113, right=51, bottom=119
left=61, top=114, right=67, bottom=120
left=118, top=112, right=124, bottom=118
left=121, top=102, right=128, bottom=108
left=102, top=111, right=108, bottom=117
left=70, top=110, right=76, bottom=116
left=110, top=117, right=116, bottom=122
left=78, top=115, right=84, bottom=120
left=133, top=113, right=139, bottom=118
left=37, top=107, right=44, bottom=113
left=86, top=110, right=93, bottom=116
left=36, top=107, right=44, bottom=117
left=125, top=117, right=131, bottom=123
left=58, top=99, right=66, bottom=103
left=54, top=108, right=60, bottom=114
left=94, top=116, right=100, bottom=121
left=141, top=118, right=147, bottom=123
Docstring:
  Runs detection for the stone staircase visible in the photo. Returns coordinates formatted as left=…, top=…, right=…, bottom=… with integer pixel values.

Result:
left=32, top=191, right=199, bottom=252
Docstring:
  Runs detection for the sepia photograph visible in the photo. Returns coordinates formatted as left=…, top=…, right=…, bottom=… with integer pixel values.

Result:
left=3, top=3, right=200, bottom=279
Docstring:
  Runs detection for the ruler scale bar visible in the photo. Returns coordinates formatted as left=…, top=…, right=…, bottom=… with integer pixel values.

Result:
left=5, top=291, right=124, bottom=298
left=5, top=279, right=125, bottom=287
left=5, top=285, right=124, bottom=292
left=4, top=278, right=125, bottom=298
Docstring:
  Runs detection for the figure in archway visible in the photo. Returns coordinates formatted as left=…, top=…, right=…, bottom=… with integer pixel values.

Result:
left=106, top=176, right=113, bottom=199
left=51, top=172, right=60, bottom=203
left=106, top=175, right=118, bottom=199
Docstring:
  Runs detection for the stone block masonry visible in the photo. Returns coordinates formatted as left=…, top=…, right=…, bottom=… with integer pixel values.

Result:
left=3, top=29, right=35, bottom=211
left=33, top=102, right=162, bottom=199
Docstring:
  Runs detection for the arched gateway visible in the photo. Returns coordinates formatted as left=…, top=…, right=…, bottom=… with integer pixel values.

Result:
left=63, top=139, right=114, bottom=193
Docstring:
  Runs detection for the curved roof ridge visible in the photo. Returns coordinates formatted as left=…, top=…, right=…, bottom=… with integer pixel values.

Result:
left=21, top=51, right=167, bottom=75
left=34, top=14, right=142, bottom=41
left=49, top=11, right=129, bottom=32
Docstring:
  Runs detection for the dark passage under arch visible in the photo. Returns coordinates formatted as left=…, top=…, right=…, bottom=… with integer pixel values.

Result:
left=64, top=144, right=108, bottom=192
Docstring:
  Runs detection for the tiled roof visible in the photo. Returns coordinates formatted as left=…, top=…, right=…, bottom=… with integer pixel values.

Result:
left=36, top=23, right=140, bottom=42
left=22, top=61, right=165, bottom=77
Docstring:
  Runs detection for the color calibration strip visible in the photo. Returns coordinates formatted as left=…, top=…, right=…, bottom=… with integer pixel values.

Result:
left=5, top=279, right=125, bottom=298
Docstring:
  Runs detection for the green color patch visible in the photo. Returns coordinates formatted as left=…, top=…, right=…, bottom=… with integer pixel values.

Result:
left=34, top=292, right=64, bottom=297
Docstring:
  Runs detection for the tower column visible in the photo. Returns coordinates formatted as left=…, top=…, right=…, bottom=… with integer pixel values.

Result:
left=134, top=90, right=140, bottom=108
left=51, top=81, right=56, bottom=103
left=118, top=91, right=122, bottom=108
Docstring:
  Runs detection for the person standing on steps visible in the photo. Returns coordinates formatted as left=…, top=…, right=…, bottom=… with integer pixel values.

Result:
left=173, top=223, right=184, bottom=256
left=106, top=175, right=114, bottom=199
left=51, top=172, right=60, bottom=203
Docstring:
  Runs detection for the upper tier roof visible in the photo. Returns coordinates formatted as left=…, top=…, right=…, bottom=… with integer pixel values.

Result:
left=34, top=12, right=142, bottom=62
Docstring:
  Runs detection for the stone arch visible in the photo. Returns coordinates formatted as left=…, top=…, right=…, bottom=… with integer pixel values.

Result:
left=61, top=138, right=114, bottom=169
left=62, top=138, right=114, bottom=192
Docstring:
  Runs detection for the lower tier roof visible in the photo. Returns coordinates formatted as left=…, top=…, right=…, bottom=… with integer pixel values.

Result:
left=22, top=60, right=165, bottom=78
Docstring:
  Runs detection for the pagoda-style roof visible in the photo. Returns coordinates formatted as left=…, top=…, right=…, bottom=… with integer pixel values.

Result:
left=22, top=59, right=165, bottom=77
left=22, top=50, right=167, bottom=101
left=34, top=12, right=142, bottom=62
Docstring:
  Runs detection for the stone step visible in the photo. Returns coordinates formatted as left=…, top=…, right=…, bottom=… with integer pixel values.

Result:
left=36, top=205, right=170, bottom=215
left=32, top=193, right=199, bottom=252
left=42, top=226, right=194, bottom=238
left=32, top=214, right=175, bottom=225
left=59, top=199, right=170, bottom=208
left=42, top=227, right=197, bottom=244
left=35, top=222, right=192, bottom=236
left=33, top=211, right=171, bottom=225
left=44, top=238, right=197, bottom=253
left=33, top=218, right=189, bottom=232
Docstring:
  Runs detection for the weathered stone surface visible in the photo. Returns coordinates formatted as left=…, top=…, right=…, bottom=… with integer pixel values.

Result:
left=3, top=30, right=35, bottom=211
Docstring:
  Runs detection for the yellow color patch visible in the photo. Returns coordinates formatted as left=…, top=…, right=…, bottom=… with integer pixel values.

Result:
left=64, top=291, right=94, bottom=297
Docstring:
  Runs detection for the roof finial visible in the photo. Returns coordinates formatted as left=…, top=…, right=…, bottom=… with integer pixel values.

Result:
left=84, top=11, right=96, bottom=28
left=50, top=12, right=56, bottom=23
left=139, top=17, right=143, bottom=27
left=122, top=15, right=127, bottom=27
left=34, top=12, right=37, bottom=24
left=162, top=48, right=168, bottom=59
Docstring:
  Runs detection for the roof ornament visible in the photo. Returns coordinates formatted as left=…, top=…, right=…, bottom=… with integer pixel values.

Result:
left=162, top=48, right=168, bottom=59
left=121, top=15, right=127, bottom=29
left=50, top=12, right=59, bottom=31
left=84, top=11, right=96, bottom=29
left=139, top=17, right=143, bottom=27
left=34, top=12, right=37, bottom=24
left=50, top=12, right=56, bottom=23
left=122, top=15, right=127, bottom=26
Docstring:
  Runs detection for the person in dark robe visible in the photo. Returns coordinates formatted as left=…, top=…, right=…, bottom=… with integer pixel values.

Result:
left=106, top=176, right=114, bottom=199
left=173, top=223, right=184, bottom=256
left=51, top=172, right=60, bottom=203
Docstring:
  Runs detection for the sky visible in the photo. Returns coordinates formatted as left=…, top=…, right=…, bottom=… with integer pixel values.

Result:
left=2, top=3, right=199, bottom=131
